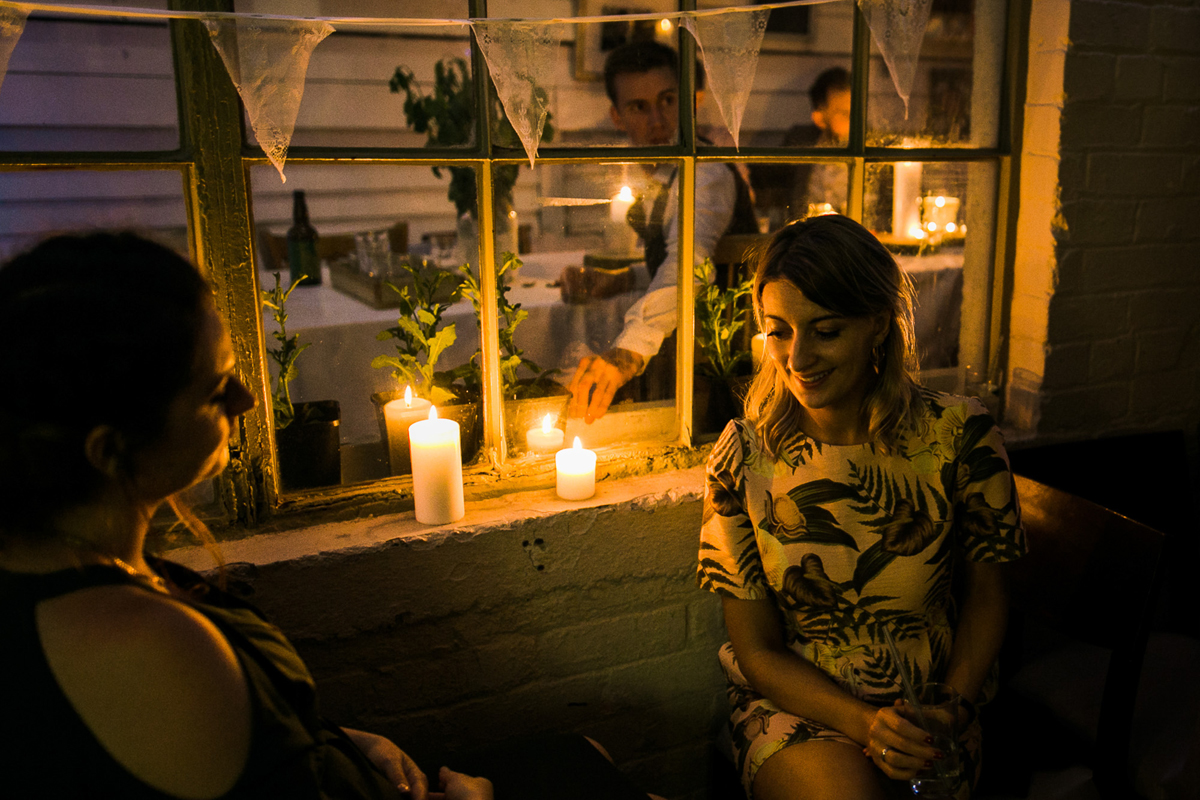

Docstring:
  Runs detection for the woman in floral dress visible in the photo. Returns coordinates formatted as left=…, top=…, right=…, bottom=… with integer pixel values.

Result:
left=698, top=215, right=1024, bottom=799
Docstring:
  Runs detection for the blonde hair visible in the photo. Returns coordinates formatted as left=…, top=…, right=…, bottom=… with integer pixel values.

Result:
left=743, top=215, right=922, bottom=458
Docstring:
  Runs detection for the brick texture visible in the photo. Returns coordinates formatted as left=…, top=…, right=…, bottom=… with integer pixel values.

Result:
left=1036, top=0, right=1200, bottom=445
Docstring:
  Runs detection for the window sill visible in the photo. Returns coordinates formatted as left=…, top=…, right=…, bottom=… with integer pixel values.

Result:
left=165, top=465, right=707, bottom=571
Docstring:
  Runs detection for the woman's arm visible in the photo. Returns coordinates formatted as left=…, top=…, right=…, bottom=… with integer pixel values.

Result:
left=726, top=596, right=879, bottom=745
left=724, top=596, right=940, bottom=780
left=943, top=559, right=1010, bottom=705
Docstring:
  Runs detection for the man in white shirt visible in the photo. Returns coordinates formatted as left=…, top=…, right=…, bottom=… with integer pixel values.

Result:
left=567, top=41, right=756, bottom=423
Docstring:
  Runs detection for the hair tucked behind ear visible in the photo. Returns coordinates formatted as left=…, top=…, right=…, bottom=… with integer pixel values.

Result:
left=0, top=233, right=210, bottom=540
left=742, top=215, right=922, bottom=457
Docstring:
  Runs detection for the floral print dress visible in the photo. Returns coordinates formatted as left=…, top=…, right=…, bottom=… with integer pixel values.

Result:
left=698, top=390, right=1025, bottom=797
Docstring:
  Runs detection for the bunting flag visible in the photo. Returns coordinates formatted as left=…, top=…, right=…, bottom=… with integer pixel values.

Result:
left=857, top=0, right=933, bottom=119
left=203, top=16, right=334, bottom=182
left=681, top=7, right=769, bottom=150
left=471, top=20, right=562, bottom=168
left=0, top=4, right=28, bottom=96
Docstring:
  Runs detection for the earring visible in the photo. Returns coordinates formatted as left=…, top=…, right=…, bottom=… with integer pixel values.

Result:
left=870, top=342, right=885, bottom=375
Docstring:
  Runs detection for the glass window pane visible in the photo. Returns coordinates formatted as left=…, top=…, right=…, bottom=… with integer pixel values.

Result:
left=866, top=0, right=1006, bottom=148
left=696, top=0, right=853, bottom=151
left=231, top=1, right=472, bottom=151
left=0, top=14, right=179, bottom=151
left=863, top=160, right=997, bottom=384
left=250, top=163, right=481, bottom=490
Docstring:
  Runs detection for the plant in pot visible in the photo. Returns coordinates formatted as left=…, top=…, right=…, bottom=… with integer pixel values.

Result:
left=694, top=258, right=754, bottom=437
left=449, top=251, right=568, bottom=455
left=389, top=57, right=554, bottom=264
left=261, top=272, right=341, bottom=489
left=371, top=258, right=480, bottom=470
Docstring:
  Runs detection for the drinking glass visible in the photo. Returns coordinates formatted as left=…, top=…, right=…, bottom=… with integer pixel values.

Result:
left=901, top=682, right=963, bottom=799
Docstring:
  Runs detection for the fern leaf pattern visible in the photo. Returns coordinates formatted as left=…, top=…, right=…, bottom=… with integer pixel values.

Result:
left=699, top=394, right=1025, bottom=791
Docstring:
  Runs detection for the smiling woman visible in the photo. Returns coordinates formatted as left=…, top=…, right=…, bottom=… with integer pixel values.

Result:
left=697, top=215, right=1026, bottom=800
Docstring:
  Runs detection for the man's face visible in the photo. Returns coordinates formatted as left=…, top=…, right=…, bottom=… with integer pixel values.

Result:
left=609, top=66, right=679, bottom=146
left=811, top=86, right=851, bottom=144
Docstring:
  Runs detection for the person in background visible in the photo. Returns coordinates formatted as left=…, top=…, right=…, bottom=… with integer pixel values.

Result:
left=0, top=232, right=661, bottom=800
left=568, top=40, right=758, bottom=423
left=785, top=66, right=852, bottom=216
left=698, top=215, right=1024, bottom=799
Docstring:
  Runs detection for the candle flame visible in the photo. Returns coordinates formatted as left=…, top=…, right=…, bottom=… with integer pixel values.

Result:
left=573, top=436, right=583, bottom=450
left=616, top=185, right=634, bottom=202
left=404, top=385, right=413, bottom=407
left=659, top=18, right=672, bottom=33
left=542, top=414, right=553, bottom=434
left=429, top=406, right=438, bottom=421
left=935, top=195, right=946, bottom=207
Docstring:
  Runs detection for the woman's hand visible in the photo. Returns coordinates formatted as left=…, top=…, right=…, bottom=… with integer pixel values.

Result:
left=428, top=766, right=493, bottom=800
left=861, top=701, right=943, bottom=781
left=340, top=728, right=429, bottom=799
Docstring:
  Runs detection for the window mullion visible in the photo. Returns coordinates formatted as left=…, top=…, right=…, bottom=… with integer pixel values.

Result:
left=170, top=0, right=272, bottom=524
left=678, top=157, right=696, bottom=447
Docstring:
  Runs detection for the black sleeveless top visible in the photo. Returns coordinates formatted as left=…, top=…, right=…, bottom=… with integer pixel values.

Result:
left=0, top=559, right=403, bottom=799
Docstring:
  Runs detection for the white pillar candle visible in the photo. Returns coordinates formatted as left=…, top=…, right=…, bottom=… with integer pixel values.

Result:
left=893, top=161, right=923, bottom=240
left=526, top=413, right=564, bottom=454
left=408, top=406, right=465, bottom=525
left=556, top=436, right=596, bottom=500
left=383, top=386, right=432, bottom=475
left=609, top=185, right=635, bottom=223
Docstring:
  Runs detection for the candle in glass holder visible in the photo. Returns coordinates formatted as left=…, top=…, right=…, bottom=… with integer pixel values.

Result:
left=526, top=413, right=564, bottom=454
left=383, top=386, right=432, bottom=475
left=408, top=406, right=465, bottom=525
left=556, top=436, right=596, bottom=500
left=609, top=185, right=635, bottom=222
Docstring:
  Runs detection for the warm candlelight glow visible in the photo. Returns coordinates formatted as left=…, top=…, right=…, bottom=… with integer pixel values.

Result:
left=616, top=185, right=634, bottom=202
left=556, top=436, right=596, bottom=500
left=408, top=405, right=464, bottom=525
left=935, top=195, right=946, bottom=207
left=659, top=18, right=672, bottom=33
left=383, top=390, right=432, bottom=475
left=526, top=413, right=564, bottom=454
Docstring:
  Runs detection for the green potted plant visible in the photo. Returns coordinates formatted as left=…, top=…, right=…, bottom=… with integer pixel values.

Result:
left=447, top=251, right=567, bottom=454
left=261, top=272, right=341, bottom=489
left=389, top=57, right=554, bottom=262
left=694, top=258, right=754, bottom=436
left=370, top=258, right=481, bottom=465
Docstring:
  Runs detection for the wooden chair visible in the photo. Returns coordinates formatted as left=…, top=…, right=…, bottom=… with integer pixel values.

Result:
left=984, top=475, right=1167, bottom=799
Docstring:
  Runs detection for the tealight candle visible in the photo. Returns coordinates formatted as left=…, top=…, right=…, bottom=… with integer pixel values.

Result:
left=408, top=406, right=465, bottom=525
left=556, top=436, right=596, bottom=501
left=526, top=413, right=564, bottom=454
left=383, top=386, right=432, bottom=475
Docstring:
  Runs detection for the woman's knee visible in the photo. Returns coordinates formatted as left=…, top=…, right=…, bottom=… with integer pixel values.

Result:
left=752, top=740, right=889, bottom=800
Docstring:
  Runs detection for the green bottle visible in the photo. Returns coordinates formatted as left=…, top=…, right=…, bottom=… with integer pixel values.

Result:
left=287, top=190, right=320, bottom=286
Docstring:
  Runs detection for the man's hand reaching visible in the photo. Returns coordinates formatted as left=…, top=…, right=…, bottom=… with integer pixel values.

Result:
left=568, top=348, right=644, bottom=423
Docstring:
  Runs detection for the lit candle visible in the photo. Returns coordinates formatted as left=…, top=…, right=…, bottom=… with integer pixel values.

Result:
left=408, top=406, right=465, bottom=525
left=383, top=386, right=432, bottom=475
left=609, top=185, right=635, bottom=223
left=526, top=413, right=564, bottom=454
left=556, top=436, right=596, bottom=501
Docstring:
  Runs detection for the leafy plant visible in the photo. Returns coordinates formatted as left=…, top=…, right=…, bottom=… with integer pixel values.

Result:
left=694, top=258, right=754, bottom=382
left=389, top=57, right=554, bottom=218
left=371, top=260, right=462, bottom=407
left=447, top=251, right=562, bottom=401
left=261, top=272, right=311, bottom=430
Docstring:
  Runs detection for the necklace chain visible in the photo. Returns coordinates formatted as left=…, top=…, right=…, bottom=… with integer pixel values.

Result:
left=107, top=555, right=170, bottom=594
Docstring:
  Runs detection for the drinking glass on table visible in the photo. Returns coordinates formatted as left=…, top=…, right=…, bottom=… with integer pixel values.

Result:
left=900, top=682, right=964, bottom=798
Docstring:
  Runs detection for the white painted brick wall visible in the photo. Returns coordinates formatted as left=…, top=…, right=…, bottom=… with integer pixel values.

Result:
left=1037, top=0, right=1200, bottom=439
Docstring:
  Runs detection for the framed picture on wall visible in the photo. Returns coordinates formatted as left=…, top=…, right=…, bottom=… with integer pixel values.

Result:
left=575, top=0, right=675, bottom=81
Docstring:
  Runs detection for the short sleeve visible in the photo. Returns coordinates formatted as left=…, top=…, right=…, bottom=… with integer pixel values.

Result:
left=947, top=398, right=1026, bottom=563
left=697, top=420, right=769, bottom=599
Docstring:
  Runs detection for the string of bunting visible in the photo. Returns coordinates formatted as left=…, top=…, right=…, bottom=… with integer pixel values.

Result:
left=0, top=0, right=932, bottom=181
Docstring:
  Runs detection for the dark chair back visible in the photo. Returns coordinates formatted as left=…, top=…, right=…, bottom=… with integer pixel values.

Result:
left=1005, top=474, right=1166, bottom=798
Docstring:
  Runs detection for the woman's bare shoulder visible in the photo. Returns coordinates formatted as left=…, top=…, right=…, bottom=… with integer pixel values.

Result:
left=36, top=584, right=251, bottom=798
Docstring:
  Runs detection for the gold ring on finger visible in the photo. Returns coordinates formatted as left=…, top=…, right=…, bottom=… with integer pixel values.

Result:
left=881, top=747, right=889, bottom=760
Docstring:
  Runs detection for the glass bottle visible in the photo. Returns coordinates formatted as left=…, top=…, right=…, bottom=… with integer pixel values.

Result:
left=287, top=190, right=320, bottom=286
